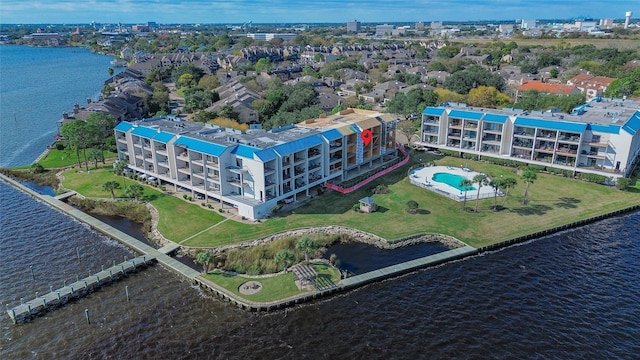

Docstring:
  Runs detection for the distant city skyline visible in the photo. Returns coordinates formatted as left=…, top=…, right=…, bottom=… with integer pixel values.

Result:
left=0, top=0, right=636, bottom=25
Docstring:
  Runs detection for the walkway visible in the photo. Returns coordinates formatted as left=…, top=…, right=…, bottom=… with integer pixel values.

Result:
left=7, top=255, right=155, bottom=324
left=179, top=216, right=233, bottom=244
left=341, top=245, right=478, bottom=288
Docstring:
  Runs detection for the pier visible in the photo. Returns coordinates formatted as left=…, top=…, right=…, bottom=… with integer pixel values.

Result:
left=6, top=255, right=155, bottom=324
left=1, top=173, right=200, bottom=324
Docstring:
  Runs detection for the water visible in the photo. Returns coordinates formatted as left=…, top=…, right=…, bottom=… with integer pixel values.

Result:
left=0, top=45, right=113, bottom=168
left=322, top=242, right=450, bottom=274
left=1, top=45, right=640, bottom=359
left=433, top=172, right=476, bottom=191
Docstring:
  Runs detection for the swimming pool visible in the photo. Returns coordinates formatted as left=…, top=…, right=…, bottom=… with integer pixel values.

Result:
left=432, top=172, right=476, bottom=191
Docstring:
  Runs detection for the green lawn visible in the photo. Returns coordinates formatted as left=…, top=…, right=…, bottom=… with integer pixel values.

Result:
left=59, top=151, right=640, bottom=249
left=183, top=153, right=640, bottom=248
left=39, top=148, right=118, bottom=169
left=202, top=263, right=340, bottom=303
left=62, top=165, right=225, bottom=241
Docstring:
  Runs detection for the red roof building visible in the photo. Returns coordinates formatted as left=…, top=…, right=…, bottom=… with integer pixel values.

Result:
left=567, top=73, right=616, bottom=100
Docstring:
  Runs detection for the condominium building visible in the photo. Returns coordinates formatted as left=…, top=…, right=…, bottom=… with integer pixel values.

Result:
left=417, top=98, right=640, bottom=179
left=347, top=20, right=361, bottom=33
left=114, top=110, right=398, bottom=220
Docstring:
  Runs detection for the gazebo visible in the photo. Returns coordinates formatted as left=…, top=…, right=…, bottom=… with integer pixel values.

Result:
left=359, top=197, right=378, bottom=213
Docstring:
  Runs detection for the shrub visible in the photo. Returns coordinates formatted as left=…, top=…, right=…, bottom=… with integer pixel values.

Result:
left=219, top=208, right=224, bottom=213
left=207, top=204, right=213, bottom=209
left=159, top=185, right=166, bottom=191
left=55, top=142, right=65, bottom=150
left=439, top=149, right=459, bottom=157
left=481, top=156, right=521, bottom=167
left=188, top=196, right=193, bottom=201
left=406, top=200, right=419, bottom=209
left=183, top=194, right=188, bottom=200
left=576, top=172, right=608, bottom=184
left=352, top=203, right=361, bottom=212
left=615, top=177, right=632, bottom=190
left=270, top=204, right=282, bottom=214
left=201, top=203, right=206, bottom=206
left=462, top=153, right=479, bottom=160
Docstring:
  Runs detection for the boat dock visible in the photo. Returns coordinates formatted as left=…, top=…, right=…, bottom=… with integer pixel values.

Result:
left=6, top=255, right=155, bottom=324
left=1, top=173, right=200, bottom=324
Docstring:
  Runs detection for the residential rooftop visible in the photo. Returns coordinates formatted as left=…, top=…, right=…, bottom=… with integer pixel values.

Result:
left=434, top=97, right=640, bottom=128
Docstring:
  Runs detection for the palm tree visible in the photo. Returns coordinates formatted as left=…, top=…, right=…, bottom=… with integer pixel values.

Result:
left=459, top=179, right=473, bottom=211
left=521, top=169, right=538, bottom=205
left=274, top=249, right=296, bottom=273
left=489, top=178, right=505, bottom=211
left=102, top=181, right=121, bottom=200
left=500, top=177, right=518, bottom=207
left=88, top=150, right=104, bottom=169
left=194, top=251, right=216, bottom=273
left=113, top=159, right=129, bottom=176
left=472, top=174, right=488, bottom=213
left=125, top=184, right=144, bottom=201
left=295, top=237, right=318, bottom=263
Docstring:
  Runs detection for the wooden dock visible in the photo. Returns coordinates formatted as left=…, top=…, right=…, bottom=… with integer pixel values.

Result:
left=6, top=255, right=155, bottom=324
left=1, top=174, right=201, bottom=324
left=340, top=245, right=478, bottom=289
left=54, top=191, right=77, bottom=200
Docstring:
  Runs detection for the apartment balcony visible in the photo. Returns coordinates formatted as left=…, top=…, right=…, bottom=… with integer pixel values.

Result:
left=537, top=131, right=557, bottom=139
left=294, top=156, right=305, bottom=164
left=534, top=146, right=555, bottom=154
left=226, top=165, right=245, bottom=174
left=117, top=137, right=127, bottom=143
left=228, top=177, right=243, bottom=186
left=556, top=148, right=578, bottom=156
left=423, top=119, right=439, bottom=125
left=582, top=140, right=608, bottom=148
left=448, top=123, right=463, bottom=129
left=157, top=161, right=169, bottom=169
left=513, top=131, right=535, bottom=138
left=207, top=175, right=220, bottom=183
left=264, top=166, right=276, bottom=175
left=176, top=152, right=189, bottom=161
left=309, top=163, right=321, bottom=171
left=447, top=133, right=462, bottom=139
left=557, top=136, right=580, bottom=144
left=582, top=152, right=606, bottom=159
left=191, top=158, right=204, bottom=166
left=177, top=167, right=190, bottom=175
left=329, top=141, right=342, bottom=150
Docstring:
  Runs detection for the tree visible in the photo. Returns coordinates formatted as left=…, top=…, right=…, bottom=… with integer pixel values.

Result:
left=615, top=177, right=632, bottom=191
left=255, top=58, right=272, bottom=73
left=60, top=119, right=93, bottom=171
left=125, top=184, right=144, bottom=201
left=521, top=169, right=537, bottom=205
left=195, top=251, right=216, bottom=273
left=500, top=177, right=518, bottom=207
left=296, top=237, right=318, bottom=263
left=406, top=200, right=419, bottom=214
left=113, top=159, right=129, bottom=176
left=30, top=163, right=45, bottom=174
left=397, top=120, right=417, bottom=145
left=86, top=112, right=116, bottom=160
left=459, top=179, right=474, bottom=211
left=198, top=74, right=220, bottom=90
left=443, top=65, right=505, bottom=94
left=274, top=249, right=296, bottom=273
left=489, top=178, right=505, bottom=211
left=102, top=181, right=121, bottom=200
left=108, top=67, right=114, bottom=77
left=88, top=149, right=104, bottom=169
left=472, top=174, right=488, bottom=213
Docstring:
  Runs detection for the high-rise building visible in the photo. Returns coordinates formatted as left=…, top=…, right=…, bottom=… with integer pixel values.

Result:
left=375, top=24, right=394, bottom=37
left=347, top=20, right=361, bottom=32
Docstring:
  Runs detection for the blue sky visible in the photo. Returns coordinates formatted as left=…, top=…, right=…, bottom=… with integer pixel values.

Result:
left=0, top=0, right=636, bottom=25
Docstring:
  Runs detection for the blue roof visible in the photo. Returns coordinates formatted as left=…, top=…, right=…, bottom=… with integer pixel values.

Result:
left=514, top=117, right=587, bottom=133
left=482, top=113, right=508, bottom=124
left=232, top=144, right=259, bottom=159
left=320, top=128, right=343, bottom=141
left=273, top=135, right=323, bottom=155
left=587, top=123, right=620, bottom=134
left=254, top=148, right=279, bottom=162
left=448, top=109, right=484, bottom=120
left=153, top=131, right=175, bottom=143
left=422, top=107, right=445, bottom=116
left=114, top=121, right=133, bottom=132
left=173, top=136, right=227, bottom=156
left=131, top=126, right=161, bottom=139
left=622, top=111, right=640, bottom=136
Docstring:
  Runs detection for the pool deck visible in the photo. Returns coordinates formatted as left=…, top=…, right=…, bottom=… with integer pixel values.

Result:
left=410, top=166, right=498, bottom=201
